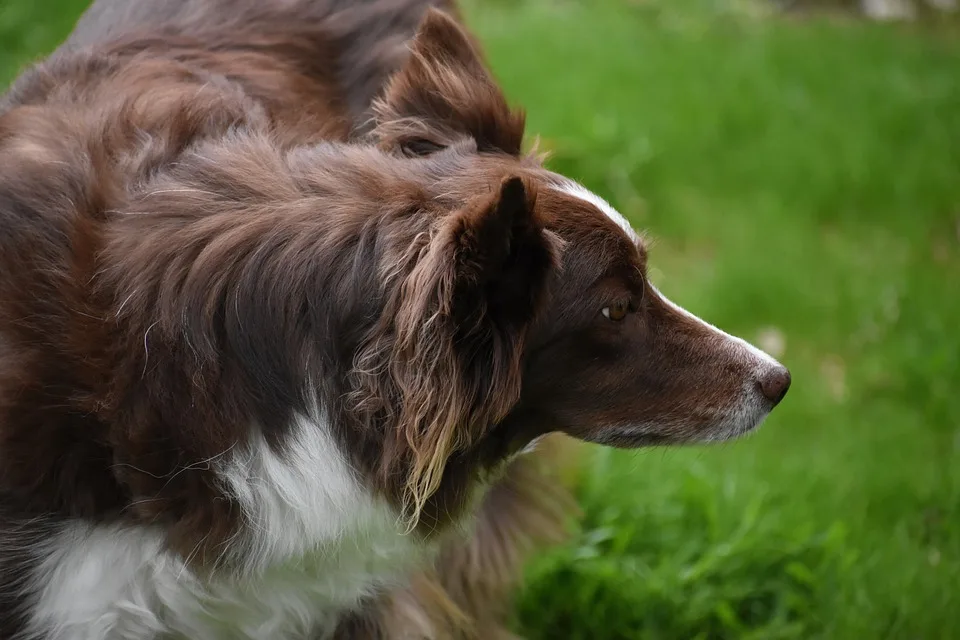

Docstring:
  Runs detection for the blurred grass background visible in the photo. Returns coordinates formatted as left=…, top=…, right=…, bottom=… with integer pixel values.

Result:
left=3, top=0, right=959, bottom=638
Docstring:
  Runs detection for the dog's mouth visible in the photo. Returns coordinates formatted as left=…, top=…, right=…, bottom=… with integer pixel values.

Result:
left=582, top=393, right=782, bottom=449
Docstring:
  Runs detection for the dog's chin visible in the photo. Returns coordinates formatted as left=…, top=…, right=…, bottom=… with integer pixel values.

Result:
left=583, top=405, right=774, bottom=449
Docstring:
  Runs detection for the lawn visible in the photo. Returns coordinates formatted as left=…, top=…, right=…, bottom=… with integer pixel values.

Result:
left=3, top=0, right=959, bottom=638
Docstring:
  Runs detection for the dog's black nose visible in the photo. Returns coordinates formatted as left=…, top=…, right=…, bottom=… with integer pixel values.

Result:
left=758, top=366, right=791, bottom=405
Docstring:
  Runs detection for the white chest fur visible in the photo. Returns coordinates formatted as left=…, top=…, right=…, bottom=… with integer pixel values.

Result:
left=23, top=414, right=429, bottom=640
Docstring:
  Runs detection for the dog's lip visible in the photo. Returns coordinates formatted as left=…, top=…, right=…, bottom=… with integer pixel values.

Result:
left=583, top=407, right=777, bottom=448
left=605, top=434, right=674, bottom=448
left=582, top=429, right=676, bottom=448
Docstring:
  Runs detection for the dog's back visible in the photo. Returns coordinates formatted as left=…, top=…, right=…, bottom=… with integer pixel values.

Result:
left=42, top=0, right=459, bottom=130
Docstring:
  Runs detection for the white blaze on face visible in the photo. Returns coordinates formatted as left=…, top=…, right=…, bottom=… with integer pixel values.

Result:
left=553, top=179, right=781, bottom=370
left=553, top=181, right=641, bottom=243
left=653, top=285, right=783, bottom=370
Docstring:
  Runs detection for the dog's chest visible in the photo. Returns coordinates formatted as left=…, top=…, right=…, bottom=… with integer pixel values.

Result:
left=27, top=518, right=429, bottom=640
left=184, top=526, right=428, bottom=640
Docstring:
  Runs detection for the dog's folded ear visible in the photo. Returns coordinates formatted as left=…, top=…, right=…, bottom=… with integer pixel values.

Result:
left=385, top=176, right=560, bottom=524
left=370, top=8, right=525, bottom=158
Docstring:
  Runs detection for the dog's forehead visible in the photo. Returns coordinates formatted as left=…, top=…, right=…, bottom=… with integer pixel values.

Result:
left=549, top=179, right=641, bottom=244
left=537, top=177, right=647, bottom=263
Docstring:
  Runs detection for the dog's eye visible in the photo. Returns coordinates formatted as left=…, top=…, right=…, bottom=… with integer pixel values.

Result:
left=601, top=301, right=630, bottom=322
left=400, top=138, right=445, bottom=157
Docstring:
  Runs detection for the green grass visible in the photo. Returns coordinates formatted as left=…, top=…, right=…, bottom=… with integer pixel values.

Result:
left=3, top=0, right=959, bottom=637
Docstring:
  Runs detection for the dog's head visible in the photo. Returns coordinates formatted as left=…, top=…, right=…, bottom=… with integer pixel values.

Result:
left=362, top=9, right=790, bottom=522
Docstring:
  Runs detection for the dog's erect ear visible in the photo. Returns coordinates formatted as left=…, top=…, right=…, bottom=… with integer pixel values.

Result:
left=433, top=176, right=554, bottom=330
left=386, top=176, right=559, bottom=524
left=371, top=8, right=526, bottom=157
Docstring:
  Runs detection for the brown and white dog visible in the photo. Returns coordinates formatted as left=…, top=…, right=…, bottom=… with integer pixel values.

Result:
left=0, top=1, right=791, bottom=638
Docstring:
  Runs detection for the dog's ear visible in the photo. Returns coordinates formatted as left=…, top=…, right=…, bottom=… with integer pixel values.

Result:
left=383, top=176, right=559, bottom=525
left=370, top=8, right=526, bottom=158
left=423, top=176, right=555, bottom=332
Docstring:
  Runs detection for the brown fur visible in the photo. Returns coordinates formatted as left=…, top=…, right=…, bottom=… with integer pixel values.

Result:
left=1, top=3, right=579, bottom=636
left=0, top=2, right=788, bottom=637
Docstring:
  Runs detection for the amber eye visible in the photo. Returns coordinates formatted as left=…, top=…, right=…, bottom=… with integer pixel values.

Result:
left=601, top=300, right=630, bottom=322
